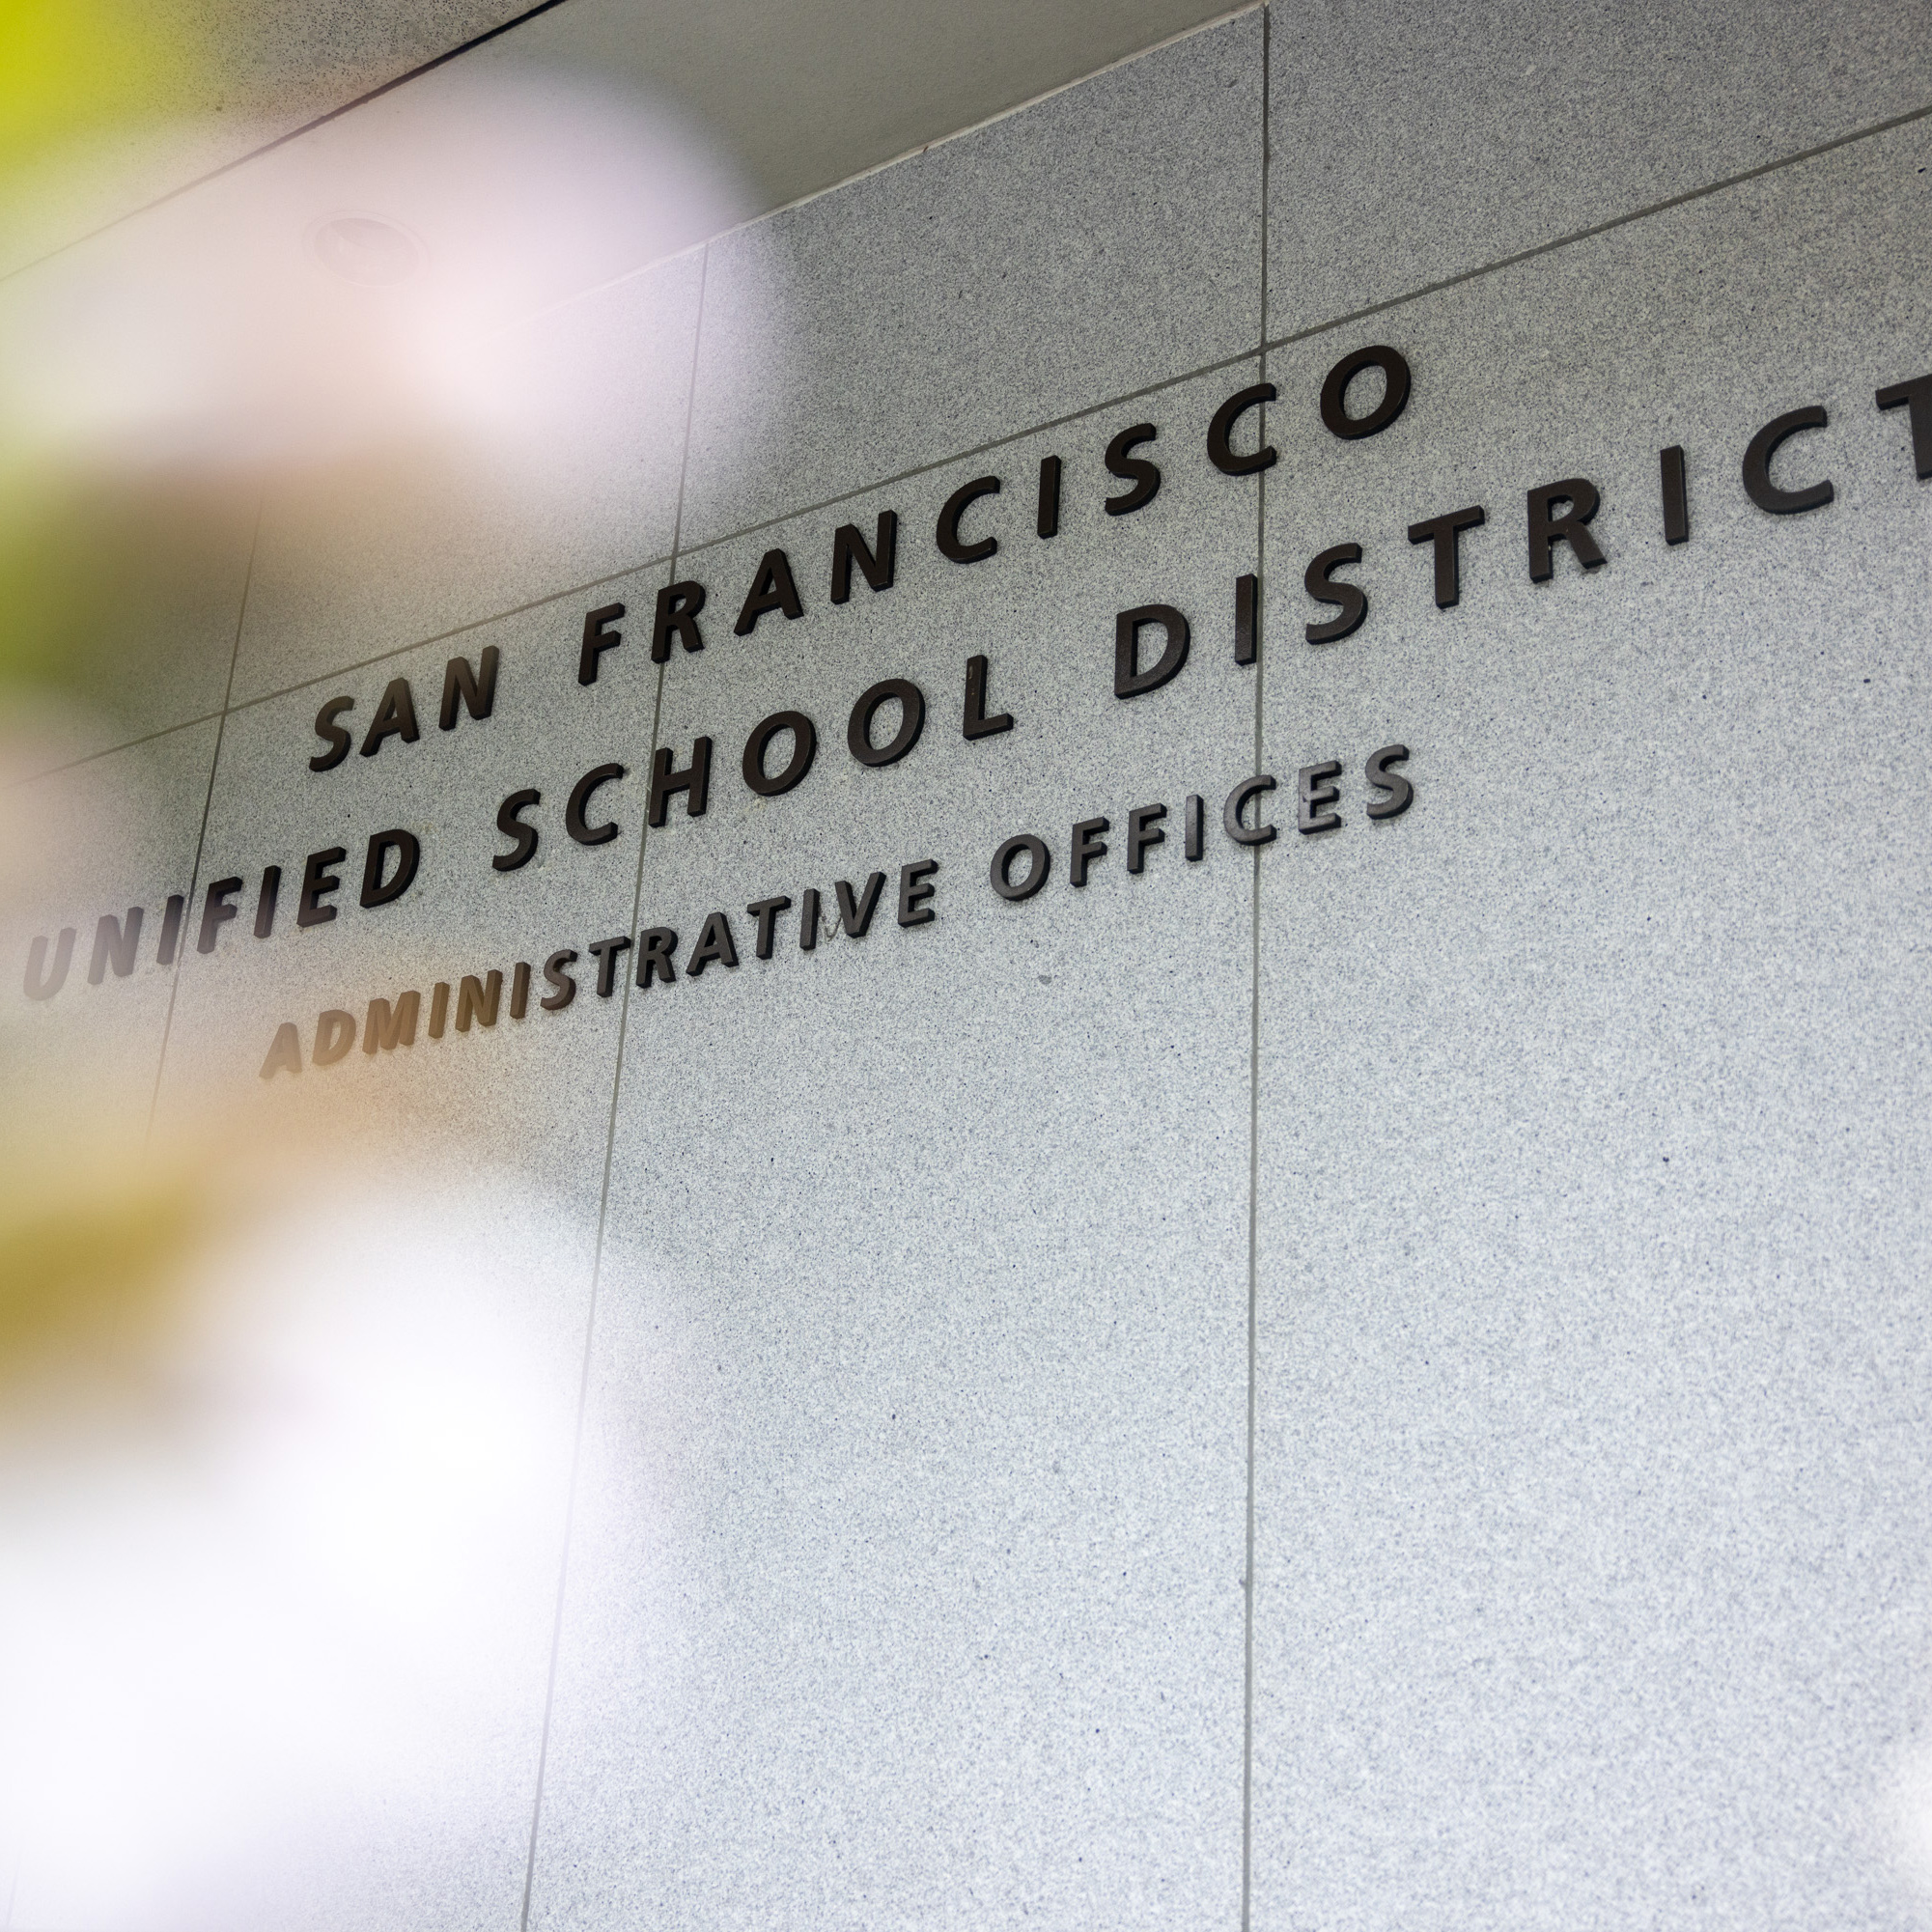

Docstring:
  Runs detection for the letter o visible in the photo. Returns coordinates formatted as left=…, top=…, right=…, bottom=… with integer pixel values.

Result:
left=1319, top=344, right=1411, bottom=440
left=741, top=710, right=817, bottom=797
left=847, top=679, right=926, bottom=768
left=990, top=833, right=1050, bottom=901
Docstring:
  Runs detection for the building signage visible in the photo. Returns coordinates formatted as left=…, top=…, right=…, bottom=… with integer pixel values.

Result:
left=20, top=348, right=1931, bottom=1084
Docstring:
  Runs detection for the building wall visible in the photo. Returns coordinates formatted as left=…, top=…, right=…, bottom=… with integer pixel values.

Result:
left=7, top=3, right=1932, bottom=1925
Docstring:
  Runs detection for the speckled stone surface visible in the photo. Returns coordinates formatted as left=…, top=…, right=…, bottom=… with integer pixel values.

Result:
left=134, top=566, right=673, bottom=1932
left=0, top=719, right=221, bottom=1147
left=677, top=11, right=1266, bottom=550
left=1267, top=0, right=1932, bottom=340
left=10, top=5, right=1932, bottom=1926
left=1250, top=115, right=1932, bottom=1932
left=525, top=372, right=1265, bottom=1928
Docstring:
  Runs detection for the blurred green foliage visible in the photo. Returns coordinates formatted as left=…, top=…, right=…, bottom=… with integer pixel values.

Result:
left=0, top=1149, right=212, bottom=1392
left=0, top=0, right=231, bottom=712
left=0, top=0, right=196, bottom=181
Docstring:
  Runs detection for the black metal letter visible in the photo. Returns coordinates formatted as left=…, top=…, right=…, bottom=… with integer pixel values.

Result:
left=1742, top=406, right=1834, bottom=515
left=991, top=835, right=1050, bottom=900
left=1365, top=743, right=1413, bottom=819
left=1037, top=456, right=1062, bottom=539
left=1298, top=761, right=1342, bottom=833
left=360, top=677, right=419, bottom=757
left=90, top=908, right=144, bottom=983
left=937, top=476, right=1000, bottom=563
left=830, top=514, right=898, bottom=602
left=200, top=876, right=243, bottom=953
left=1320, top=346, right=1410, bottom=439
left=735, top=548, right=804, bottom=635
left=634, top=931, right=677, bottom=988
left=1235, top=573, right=1259, bottom=665
left=541, top=950, right=578, bottom=1009
left=1114, top=605, right=1190, bottom=697
left=585, top=937, right=631, bottom=996
left=964, top=656, right=1013, bottom=739
left=1661, top=447, right=1690, bottom=546
left=747, top=896, right=792, bottom=959
left=1104, top=424, right=1161, bottom=516
left=847, top=680, right=925, bottom=767
left=23, top=930, right=74, bottom=1000
left=360, top=828, right=419, bottom=908
left=1877, top=376, right=1932, bottom=479
left=1526, top=480, right=1606, bottom=580
left=1407, top=505, right=1486, bottom=606
left=1303, top=544, right=1367, bottom=642
left=650, top=581, right=707, bottom=662
left=494, top=788, right=541, bottom=871
left=310, top=695, right=353, bottom=771
left=1223, top=777, right=1277, bottom=846
left=742, top=713, right=817, bottom=796
left=441, top=647, right=498, bottom=726
left=648, top=740, right=712, bottom=826
left=898, top=859, right=938, bottom=927
left=1070, top=817, right=1109, bottom=886
left=296, top=851, right=345, bottom=928
left=1208, top=382, right=1277, bottom=475
left=579, top=603, right=625, bottom=684
left=567, top=763, right=626, bottom=845
left=1126, top=803, right=1166, bottom=874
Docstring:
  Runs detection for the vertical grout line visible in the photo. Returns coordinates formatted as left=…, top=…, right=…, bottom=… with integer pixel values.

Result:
left=143, top=488, right=265, bottom=1144
left=1242, top=10, right=1270, bottom=1930
left=518, top=239, right=709, bottom=1932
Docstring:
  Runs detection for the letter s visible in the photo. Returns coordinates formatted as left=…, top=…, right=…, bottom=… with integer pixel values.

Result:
left=1365, top=742, right=1413, bottom=819
left=1303, top=544, right=1367, bottom=643
left=310, top=695, right=353, bottom=771
left=494, top=788, right=541, bottom=872
left=1104, top=423, right=1161, bottom=516
left=541, top=948, right=577, bottom=1011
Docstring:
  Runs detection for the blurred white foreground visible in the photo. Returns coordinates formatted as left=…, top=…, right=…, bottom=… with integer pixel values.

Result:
left=0, top=63, right=750, bottom=475
left=0, top=1173, right=590, bottom=1931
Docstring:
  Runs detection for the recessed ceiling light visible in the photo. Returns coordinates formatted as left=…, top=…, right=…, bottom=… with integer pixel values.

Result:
left=310, top=215, right=423, bottom=285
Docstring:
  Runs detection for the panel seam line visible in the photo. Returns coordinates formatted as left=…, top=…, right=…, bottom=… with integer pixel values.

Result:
left=1241, top=11, right=1268, bottom=1926
left=142, top=486, right=263, bottom=1141
left=34, top=97, right=1929, bottom=807
left=517, top=237, right=707, bottom=1932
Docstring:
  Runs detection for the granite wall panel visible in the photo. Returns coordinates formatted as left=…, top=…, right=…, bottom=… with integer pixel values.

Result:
left=122, top=565, right=675, bottom=1932
left=525, top=370, right=1269, bottom=1928
left=1249, top=112, right=1932, bottom=1932
left=10, top=4, right=1932, bottom=1926
left=0, top=720, right=221, bottom=1152
left=677, top=11, right=1266, bottom=548
left=1266, top=0, right=1932, bottom=340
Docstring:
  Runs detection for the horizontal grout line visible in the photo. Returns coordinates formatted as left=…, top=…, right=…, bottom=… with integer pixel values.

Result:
left=4, top=709, right=228, bottom=789
left=34, top=86, right=1931, bottom=776
left=5, top=551, right=677, bottom=785
left=675, top=94, right=1932, bottom=556
left=1256, top=94, right=1932, bottom=357
left=224, top=553, right=678, bottom=714
left=726, top=3, right=1264, bottom=240
left=679, top=348, right=1270, bottom=558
